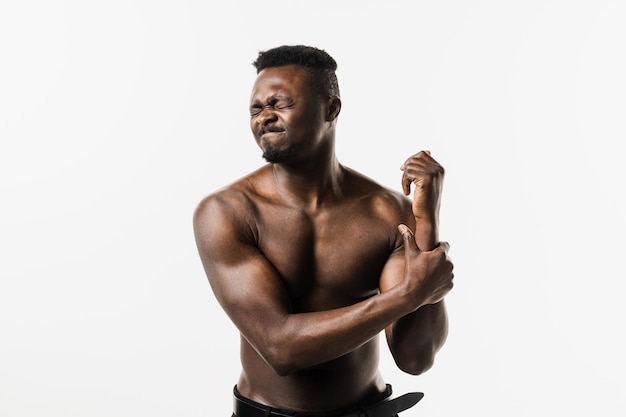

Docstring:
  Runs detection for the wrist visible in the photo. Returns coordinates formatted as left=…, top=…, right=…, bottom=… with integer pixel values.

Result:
left=413, top=210, right=438, bottom=224
left=413, top=222, right=438, bottom=251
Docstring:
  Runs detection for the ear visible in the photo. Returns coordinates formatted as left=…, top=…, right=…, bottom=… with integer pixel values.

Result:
left=326, top=96, right=342, bottom=121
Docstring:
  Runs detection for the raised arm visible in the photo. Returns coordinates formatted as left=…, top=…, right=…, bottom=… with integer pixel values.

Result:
left=400, top=150, right=443, bottom=251
left=193, top=191, right=450, bottom=376
left=380, top=151, right=454, bottom=375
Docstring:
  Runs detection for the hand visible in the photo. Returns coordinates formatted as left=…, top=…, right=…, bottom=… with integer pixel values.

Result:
left=400, top=151, right=445, bottom=222
left=398, top=224, right=454, bottom=309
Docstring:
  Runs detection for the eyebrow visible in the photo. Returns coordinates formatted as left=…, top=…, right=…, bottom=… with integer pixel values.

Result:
left=250, top=94, right=291, bottom=106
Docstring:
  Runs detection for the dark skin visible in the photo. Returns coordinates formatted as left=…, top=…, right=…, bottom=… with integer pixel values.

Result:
left=193, top=64, right=454, bottom=412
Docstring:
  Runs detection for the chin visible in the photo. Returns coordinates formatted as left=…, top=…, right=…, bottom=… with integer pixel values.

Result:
left=262, top=145, right=299, bottom=163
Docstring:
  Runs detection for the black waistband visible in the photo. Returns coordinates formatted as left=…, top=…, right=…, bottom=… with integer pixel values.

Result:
left=233, top=385, right=423, bottom=417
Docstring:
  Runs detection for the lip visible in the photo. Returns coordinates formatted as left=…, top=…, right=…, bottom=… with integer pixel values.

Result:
left=259, top=130, right=285, bottom=140
left=260, top=133, right=286, bottom=148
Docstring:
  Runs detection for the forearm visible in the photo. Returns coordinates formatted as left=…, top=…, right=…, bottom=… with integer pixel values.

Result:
left=250, top=287, right=416, bottom=376
left=385, top=300, right=448, bottom=375
left=413, top=218, right=438, bottom=252
left=388, top=216, right=448, bottom=374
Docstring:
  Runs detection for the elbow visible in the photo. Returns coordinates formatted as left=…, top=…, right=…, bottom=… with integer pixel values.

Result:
left=246, top=324, right=304, bottom=376
left=260, top=342, right=301, bottom=376
left=270, top=364, right=297, bottom=377
left=396, top=355, right=434, bottom=375
left=267, top=356, right=298, bottom=377
left=393, top=346, right=436, bottom=375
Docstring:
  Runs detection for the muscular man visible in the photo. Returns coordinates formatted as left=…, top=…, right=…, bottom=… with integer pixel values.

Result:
left=193, top=45, right=454, bottom=417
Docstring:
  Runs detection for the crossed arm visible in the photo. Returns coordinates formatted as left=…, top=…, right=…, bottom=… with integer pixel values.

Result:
left=378, top=150, right=452, bottom=374
left=193, top=195, right=445, bottom=376
left=380, top=240, right=450, bottom=375
left=193, top=153, right=453, bottom=377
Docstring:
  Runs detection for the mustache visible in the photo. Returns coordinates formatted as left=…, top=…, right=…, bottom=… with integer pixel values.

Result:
left=258, top=125, right=285, bottom=135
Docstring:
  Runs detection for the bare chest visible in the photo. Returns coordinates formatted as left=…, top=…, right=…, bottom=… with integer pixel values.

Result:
left=254, top=204, right=394, bottom=311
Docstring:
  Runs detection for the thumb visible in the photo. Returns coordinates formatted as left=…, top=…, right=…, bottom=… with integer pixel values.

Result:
left=398, top=224, right=420, bottom=257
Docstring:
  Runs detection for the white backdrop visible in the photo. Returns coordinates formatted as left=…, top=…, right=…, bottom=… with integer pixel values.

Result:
left=1, top=1, right=625, bottom=416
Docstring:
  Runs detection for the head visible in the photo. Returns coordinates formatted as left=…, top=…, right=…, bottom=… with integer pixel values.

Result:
left=250, top=45, right=342, bottom=164
left=253, top=45, right=340, bottom=99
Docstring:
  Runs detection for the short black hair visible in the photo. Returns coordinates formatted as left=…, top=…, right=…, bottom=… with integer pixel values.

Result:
left=252, top=45, right=340, bottom=98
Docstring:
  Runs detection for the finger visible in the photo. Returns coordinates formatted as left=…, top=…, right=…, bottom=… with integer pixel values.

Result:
left=415, top=151, right=440, bottom=169
left=405, top=154, right=440, bottom=171
left=402, top=157, right=439, bottom=175
left=398, top=224, right=420, bottom=255
left=403, top=163, right=443, bottom=182
left=402, top=151, right=430, bottom=167
left=401, top=172, right=411, bottom=195
left=400, top=151, right=440, bottom=195
left=401, top=167, right=428, bottom=195
left=436, top=241, right=450, bottom=253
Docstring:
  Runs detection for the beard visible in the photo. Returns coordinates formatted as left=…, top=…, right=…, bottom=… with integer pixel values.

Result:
left=261, top=142, right=300, bottom=164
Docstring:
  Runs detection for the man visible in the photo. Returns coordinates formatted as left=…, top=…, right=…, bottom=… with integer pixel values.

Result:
left=193, top=45, right=454, bottom=417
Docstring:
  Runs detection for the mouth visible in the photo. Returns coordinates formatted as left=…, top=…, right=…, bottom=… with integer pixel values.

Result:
left=259, top=131, right=286, bottom=145
left=258, top=126, right=285, bottom=137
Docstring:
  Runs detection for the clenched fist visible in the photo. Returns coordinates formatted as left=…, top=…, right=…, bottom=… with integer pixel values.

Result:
left=400, top=150, right=445, bottom=251
left=400, top=150, right=445, bottom=223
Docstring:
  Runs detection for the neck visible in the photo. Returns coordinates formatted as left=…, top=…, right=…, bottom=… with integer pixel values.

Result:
left=271, top=153, right=343, bottom=210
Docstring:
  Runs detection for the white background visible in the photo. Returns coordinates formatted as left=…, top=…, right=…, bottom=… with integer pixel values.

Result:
left=1, top=1, right=625, bottom=416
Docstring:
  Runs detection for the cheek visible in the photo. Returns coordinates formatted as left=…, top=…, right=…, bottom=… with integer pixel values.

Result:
left=284, top=112, right=308, bottom=129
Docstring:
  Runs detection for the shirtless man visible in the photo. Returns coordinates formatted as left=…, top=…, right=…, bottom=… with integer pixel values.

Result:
left=193, top=45, right=454, bottom=416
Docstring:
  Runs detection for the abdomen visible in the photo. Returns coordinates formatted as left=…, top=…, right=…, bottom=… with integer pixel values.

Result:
left=237, top=335, right=386, bottom=411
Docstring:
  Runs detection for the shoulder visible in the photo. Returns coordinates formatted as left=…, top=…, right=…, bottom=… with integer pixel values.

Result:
left=195, top=175, right=252, bottom=214
left=342, top=166, right=411, bottom=220
left=194, top=188, right=252, bottom=225
left=194, top=165, right=273, bottom=221
left=193, top=190, right=252, bottom=251
left=193, top=168, right=271, bottom=246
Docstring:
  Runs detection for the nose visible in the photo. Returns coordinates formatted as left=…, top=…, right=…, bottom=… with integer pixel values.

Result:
left=256, top=107, right=277, bottom=126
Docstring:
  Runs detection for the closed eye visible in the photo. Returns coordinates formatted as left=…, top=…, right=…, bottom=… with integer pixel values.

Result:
left=250, top=99, right=293, bottom=116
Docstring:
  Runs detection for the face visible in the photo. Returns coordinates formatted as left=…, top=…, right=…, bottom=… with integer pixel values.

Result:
left=249, top=65, right=328, bottom=164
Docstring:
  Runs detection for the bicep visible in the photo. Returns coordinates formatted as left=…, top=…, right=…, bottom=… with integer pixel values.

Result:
left=379, top=249, right=404, bottom=292
left=378, top=199, right=415, bottom=292
left=193, top=196, right=291, bottom=342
